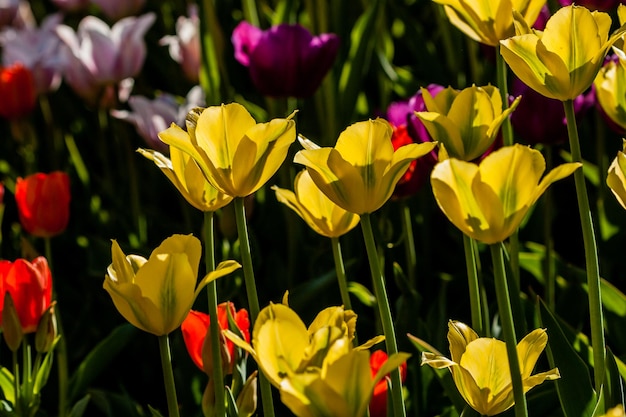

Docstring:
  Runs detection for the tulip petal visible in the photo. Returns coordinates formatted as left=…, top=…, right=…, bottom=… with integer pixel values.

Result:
left=516, top=328, right=548, bottom=379
left=417, top=112, right=465, bottom=158
left=334, top=119, right=394, bottom=168
left=448, top=320, right=479, bottom=363
left=532, top=162, right=581, bottom=205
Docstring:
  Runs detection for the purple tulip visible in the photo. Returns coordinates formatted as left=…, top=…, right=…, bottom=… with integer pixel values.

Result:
left=160, top=5, right=200, bottom=82
left=510, top=76, right=594, bottom=145
left=111, top=86, right=205, bottom=153
left=50, top=0, right=89, bottom=13
left=91, top=0, right=146, bottom=21
left=55, top=13, right=155, bottom=107
left=0, top=0, right=20, bottom=29
left=386, top=84, right=444, bottom=198
left=557, top=0, right=625, bottom=11
left=232, top=21, right=339, bottom=98
left=1, top=13, right=66, bottom=94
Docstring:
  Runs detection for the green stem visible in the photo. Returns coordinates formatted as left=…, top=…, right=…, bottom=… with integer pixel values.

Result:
left=563, top=99, right=605, bottom=393
left=330, top=237, right=352, bottom=312
left=158, top=335, right=180, bottom=417
left=495, top=45, right=514, bottom=147
left=463, top=235, right=483, bottom=336
left=544, top=146, right=556, bottom=311
left=400, top=201, right=417, bottom=289
left=233, top=197, right=275, bottom=417
left=203, top=211, right=226, bottom=417
left=490, top=244, right=528, bottom=417
left=13, top=349, right=20, bottom=416
left=241, top=0, right=260, bottom=27
left=198, top=0, right=223, bottom=105
left=360, top=213, right=406, bottom=417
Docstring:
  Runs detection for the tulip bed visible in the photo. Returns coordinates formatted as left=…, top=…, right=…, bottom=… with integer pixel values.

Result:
left=1, top=1, right=626, bottom=417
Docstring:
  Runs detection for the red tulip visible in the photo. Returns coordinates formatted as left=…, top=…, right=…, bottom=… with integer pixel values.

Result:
left=0, top=63, right=37, bottom=120
left=0, top=257, right=53, bottom=333
left=181, top=302, right=250, bottom=375
left=369, top=350, right=408, bottom=417
left=15, top=172, right=70, bottom=238
left=0, top=182, right=4, bottom=206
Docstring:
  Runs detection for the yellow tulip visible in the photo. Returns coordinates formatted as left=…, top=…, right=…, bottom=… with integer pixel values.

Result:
left=500, top=5, right=626, bottom=101
left=601, top=405, right=626, bottom=417
left=434, top=0, right=546, bottom=46
left=272, top=170, right=360, bottom=238
left=415, top=85, right=520, bottom=161
left=594, top=58, right=626, bottom=133
left=225, top=302, right=408, bottom=417
left=103, top=234, right=241, bottom=336
left=431, top=144, right=580, bottom=244
left=293, top=119, right=437, bottom=215
left=158, top=103, right=297, bottom=197
left=422, top=321, right=560, bottom=416
left=607, top=139, right=626, bottom=210
left=138, top=147, right=233, bottom=212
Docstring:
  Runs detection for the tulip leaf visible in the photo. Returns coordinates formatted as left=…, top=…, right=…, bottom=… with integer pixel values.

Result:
left=33, top=336, right=61, bottom=395
left=338, top=0, right=379, bottom=124
left=537, top=299, right=597, bottom=417
left=348, top=281, right=376, bottom=307
left=603, top=348, right=626, bottom=410
left=69, top=394, right=91, bottom=417
left=0, top=368, right=14, bottom=405
left=148, top=405, right=165, bottom=417
left=68, top=323, right=137, bottom=403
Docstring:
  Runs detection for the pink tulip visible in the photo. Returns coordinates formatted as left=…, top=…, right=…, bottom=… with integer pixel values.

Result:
left=91, top=0, right=146, bottom=21
left=0, top=0, right=20, bottom=29
left=56, top=13, right=155, bottom=107
left=160, top=5, right=200, bottom=82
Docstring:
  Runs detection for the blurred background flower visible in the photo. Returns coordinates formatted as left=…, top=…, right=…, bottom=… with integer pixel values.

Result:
left=159, top=5, right=200, bottom=83
left=0, top=62, right=37, bottom=119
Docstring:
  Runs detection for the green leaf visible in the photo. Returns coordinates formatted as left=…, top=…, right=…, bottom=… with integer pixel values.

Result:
left=603, top=348, right=626, bottom=409
left=33, top=336, right=60, bottom=395
left=0, top=368, right=14, bottom=405
left=69, top=394, right=91, bottom=417
left=68, top=324, right=136, bottom=403
left=148, top=405, right=165, bottom=417
left=538, top=299, right=597, bottom=417
left=338, top=0, right=379, bottom=123
left=348, top=281, right=376, bottom=307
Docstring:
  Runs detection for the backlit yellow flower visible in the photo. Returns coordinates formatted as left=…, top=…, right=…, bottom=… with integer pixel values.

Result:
left=272, top=170, right=360, bottom=238
left=225, top=302, right=409, bottom=417
left=422, top=321, right=560, bottom=416
left=601, top=405, right=626, bottom=417
left=103, top=234, right=240, bottom=336
left=500, top=5, right=626, bottom=101
left=293, top=119, right=437, bottom=215
left=158, top=103, right=296, bottom=197
left=607, top=139, right=626, bottom=210
left=434, top=0, right=546, bottom=46
left=138, top=147, right=233, bottom=212
left=431, top=144, right=580, bottom=244
left=415, top=85, right=520, bottom=161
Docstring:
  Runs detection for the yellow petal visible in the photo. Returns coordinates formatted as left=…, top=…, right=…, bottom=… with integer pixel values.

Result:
left=608, top=150, right=626, bottom=210
left=416, top=112, right=465, bottom=159
left=334, top=119, right=394, bottom=168
left=447, top=320, right=479, bottom=363
left=194, top=260, right=242, bottom=299
left=516, top=328, right=548, bottom=379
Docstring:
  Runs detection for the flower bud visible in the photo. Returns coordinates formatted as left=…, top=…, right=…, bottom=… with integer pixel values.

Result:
left=35, top=302, right=58, bottom=353
left=2, top=292, right=23, bottom=352
left=236, top=371, right=258, bottom=417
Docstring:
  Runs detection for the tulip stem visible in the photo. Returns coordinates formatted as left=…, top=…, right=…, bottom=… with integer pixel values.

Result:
left=361, top=213, right=406, bottom=417
left=563, top=99, right=605, bottom=393
left=490, top=244, right=528, bottom=417
left=463, top=235, right=483, bottom=336
left=158, top=335, right=180, bottom=417
left=544, top=146, right=556, bottom=311
left=400, top=201, right=417, bottom=289
left=331, top=237, right=353, bottom=310
left=203, top=211, right=226, bottom=417
left=233, top=197, right=276, bottom=417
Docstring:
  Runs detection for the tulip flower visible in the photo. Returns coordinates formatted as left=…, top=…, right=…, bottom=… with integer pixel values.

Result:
left=433, top=0, right=546, bottom=46
left=415, top=85, right=518, bottom=162
left=422, top=321, right=560, bottom=416
left=181, top=303, right=250, bottom=374
left=500, top=5, right=626, bottom=101
left=294, top=118, right=437, bottom=215
left=607, top=139, right=626, bottom=210
left=273, top=170, right=360, bottom=238
left=232, top=21, right=339, bottom=98
left=158, top=102, right=297, bottom=198
left=160, top=5, right=200, bottom=82
left=91, top=0, right=146, bottom=21
left=0, top=13, right=66, bottom=94
left=431, top=144, right=580, bottom=244
left=56, top=13, right=155, bottom=107
left=600, top=405, right=626, bottom=417
left=368, top=350, right=408, bottom=417
left=386, top=84, right=443, bottom=198
left=138, top=146, right=233, bottom=212
left=595, top=54, right=626, bottom=133
left=0, top=257, right=52, bottom=333
left=225, top=302, right=409, bottom=417
left=15, top=171, right=71, bottom=238
left=511, top=76, right=594, bottom=145
left=112, top=85, right=205, bottom=153
left=0, top=62, right=37, bottom=119
left=0, top=0, right=19, bottom=29
left=0, top=182, right=4, bottom=205
left=50, top=0, right=89, bottom=12
left=103, top=234, right=241, bottom=336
